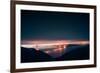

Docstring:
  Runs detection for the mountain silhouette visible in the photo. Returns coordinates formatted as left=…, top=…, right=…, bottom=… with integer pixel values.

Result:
left=56, top=44, right=89, bottom=60
left=21, top=44, right=89, bottom=63
left=21, top=47, right=54, bottom=63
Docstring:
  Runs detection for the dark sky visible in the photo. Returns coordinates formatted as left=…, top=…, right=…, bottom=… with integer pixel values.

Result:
left=21, top=10, right=89, bottom=41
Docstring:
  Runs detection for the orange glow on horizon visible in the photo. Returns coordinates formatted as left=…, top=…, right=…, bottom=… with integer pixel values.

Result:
left=21, top=40, right=89, bottom=50
left=21, top=40, right=89, bottom=57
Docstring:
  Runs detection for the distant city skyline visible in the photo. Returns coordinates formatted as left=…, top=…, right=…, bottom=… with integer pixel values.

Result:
left=21, top=40, right=89, bottom=58
left=21, top=40, right=89, bottom=51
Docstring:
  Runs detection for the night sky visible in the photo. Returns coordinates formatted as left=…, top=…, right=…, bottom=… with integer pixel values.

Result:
left=21, top=10, right=89, bottom=41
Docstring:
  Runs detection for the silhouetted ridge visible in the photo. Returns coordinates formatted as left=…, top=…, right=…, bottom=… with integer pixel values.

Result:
left=21, top=44, right=89, bottom=63
left=57, top=44, right=89, bottom=60
left=21, top=47, right=54, bottom=63
left=63, top=44, right=86, bottom=54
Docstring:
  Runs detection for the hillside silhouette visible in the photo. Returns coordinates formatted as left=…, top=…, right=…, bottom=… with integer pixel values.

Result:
left=21, top=44, right=89, bottom=63
left=21, top=47, right=54, bottom=63
left=56, top=44, right=89, bottom=61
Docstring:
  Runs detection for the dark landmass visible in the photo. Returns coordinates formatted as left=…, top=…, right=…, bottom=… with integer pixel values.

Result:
left=21, top=47, right=54, bottom=63
left=21, top=44, right=89, bottom=63
left=56, top=44, right=89, bottom=60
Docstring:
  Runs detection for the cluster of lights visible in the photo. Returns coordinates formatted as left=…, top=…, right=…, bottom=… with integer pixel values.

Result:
left=21, top=40, right=89, bottom=50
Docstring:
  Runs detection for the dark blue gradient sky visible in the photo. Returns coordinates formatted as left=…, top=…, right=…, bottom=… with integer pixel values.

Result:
left=21, top=10, right=89, bottom=41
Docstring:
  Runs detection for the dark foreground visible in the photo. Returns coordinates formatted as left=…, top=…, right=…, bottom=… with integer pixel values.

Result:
left=21, top=44, right=89, bottom=63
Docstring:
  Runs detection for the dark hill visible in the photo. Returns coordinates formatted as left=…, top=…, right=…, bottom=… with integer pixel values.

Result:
left=21, top=47, right=54, bottom=63
left=56, top=44, right=89, bottom=61
left=21, top=44, right=89, bottom=63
